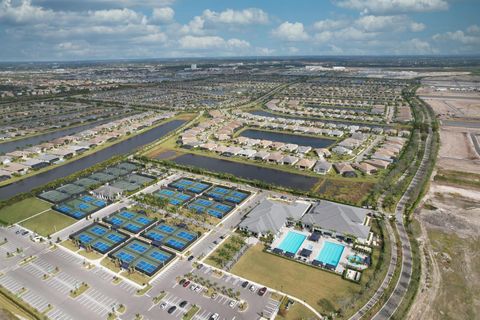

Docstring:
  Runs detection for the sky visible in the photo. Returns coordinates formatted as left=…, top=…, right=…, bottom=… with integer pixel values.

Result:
left=0, top=0, right=479, bottom=61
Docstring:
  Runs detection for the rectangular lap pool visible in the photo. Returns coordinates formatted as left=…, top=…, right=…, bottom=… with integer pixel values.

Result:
left=316, top=241, right=345, bottom=268
left=277, top=231, right=306, bottom=254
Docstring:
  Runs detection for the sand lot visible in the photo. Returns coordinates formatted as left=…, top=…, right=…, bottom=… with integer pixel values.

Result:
left=437, top=127, right=480, bottom=174
left=420, top=95, right=480, bottom=119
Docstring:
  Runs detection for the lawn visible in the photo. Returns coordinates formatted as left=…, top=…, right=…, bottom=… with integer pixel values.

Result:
left=0, top=197, right=51, bottom=225
left=230, top=244, right=359, bottom=314
left=20, top=210, right=76, bottom=237
left=277, top=298, right=318, bottom=320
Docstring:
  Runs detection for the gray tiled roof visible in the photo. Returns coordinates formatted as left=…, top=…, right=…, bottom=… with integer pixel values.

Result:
left=301, top=201, right=370, bottom=240
left=239, top=199, right=311, bottom=235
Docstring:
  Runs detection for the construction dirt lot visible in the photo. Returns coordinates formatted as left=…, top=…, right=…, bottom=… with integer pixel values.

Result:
left=409, top=182, right=480, bottom=320
left=409, top=79, right=480, bottom=320
left=437, top=126, right=480, bottom=174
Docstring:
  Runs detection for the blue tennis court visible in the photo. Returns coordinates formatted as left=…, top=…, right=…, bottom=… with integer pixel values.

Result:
left=53, top=195, right=107, bottom=220
left=141, top=222, right=199, bottom=252
left=109, top=239, right=175, bottom=276
left=165, top=238, right=186, bottom=250
left=127, top=241, right=149, bottom=254
left=277, top=231, right=307, bottom=254
left=103, top=210, right=155, bottom=234
left=157, top=224, right=176, bottom=234
left=70, top=223, right=129, bottom=254
left=143, top=230, right=166, bottom=242
left=169, top=178, right=211, bottom=194
left=154, top=188, right=193, bottom=206
left=90, top=225, right=108, bottom=236
left=204, top=186, right=250, bottom=204
left=176, top=230, right=196, bottom=242
left=119, top=211, right=135, bottom=219
left=187, top=197, right=233, bottom=219
left=316, top=241, right=345, bottom=268
left=82, top=195, right=94, bottom=202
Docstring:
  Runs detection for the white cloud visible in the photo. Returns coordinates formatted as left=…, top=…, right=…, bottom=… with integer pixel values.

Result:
left=467, top=24, right=480, bottom=34
left=226, top=38, right=250, bottom=49
left=133, top=32, right=167, bottom=44
left=313, top=19, right=348, bottom=31
left=354, top=15, right=424, bottom=32
left=88, top=8, right=145, bottom=24
left=151, top=7, right=174, bottom=23
left=272, top=21, right=309, bottom=41
left=410, top=22, right=426, bottom=32
left=334, top=0, right=449, bottom=14
left=0, top=0, right=55, bottom=24
left=179, top=35, right=249, bottom=50
left=433, top=30, right=480, bottom=45
left=257, top=47, right=275, bottom=55
left=401, top=38, right=435, bottom=54
left=180, top=16, right=205, bottom=35
left=202, top=8, right=268, bottom=25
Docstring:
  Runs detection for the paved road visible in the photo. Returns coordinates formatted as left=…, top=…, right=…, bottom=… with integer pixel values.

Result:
left=0, top=173, right=278, bottom=320
left=372, top=104, right=433, bottom=319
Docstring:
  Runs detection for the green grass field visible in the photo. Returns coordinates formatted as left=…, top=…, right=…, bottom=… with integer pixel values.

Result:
left=20, top=210, right=76, bottom=237
left=0, top=197, right=51, bottom=225
left=230, top=244, right=359, bottom=314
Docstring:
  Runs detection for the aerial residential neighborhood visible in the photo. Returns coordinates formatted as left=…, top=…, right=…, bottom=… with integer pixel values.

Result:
left=0, top=1, right=479, bottom=320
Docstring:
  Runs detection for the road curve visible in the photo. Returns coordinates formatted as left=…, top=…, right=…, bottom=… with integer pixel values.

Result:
left=372, top=115, right=433, bottom=319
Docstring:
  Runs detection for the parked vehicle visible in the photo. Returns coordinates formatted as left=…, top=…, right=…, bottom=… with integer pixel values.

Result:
left=258, top=287, right=267, bottom=296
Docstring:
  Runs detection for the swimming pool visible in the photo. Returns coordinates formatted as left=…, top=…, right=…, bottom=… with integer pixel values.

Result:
left=277, top=231, right=306, bottom=254
left=316, top=241, right=345, bottom=267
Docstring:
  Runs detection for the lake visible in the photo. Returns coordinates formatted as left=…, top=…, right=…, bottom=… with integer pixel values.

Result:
left=171, top=153, right=318, bottom=191
left=0, top=120, right=185, bottom=200
left=239, top=129, right=334, bottom=148
left=250, top=110, right=388, bottom=129
left=0, top=117, right=126, bottom=154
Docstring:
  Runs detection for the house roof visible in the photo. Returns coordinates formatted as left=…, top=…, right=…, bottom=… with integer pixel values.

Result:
left=301, top=201, right=371, bottom=240
left=239, top=199, right=311, bottom=235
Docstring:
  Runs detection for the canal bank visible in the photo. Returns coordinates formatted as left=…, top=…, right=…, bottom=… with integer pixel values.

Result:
left=238, top=128, right=335, bottom=148
left=0, top=115, right=133, bottom=154
left=0, top=120, right=186, bottom=200
left=169, top=153, right=319, bottom=191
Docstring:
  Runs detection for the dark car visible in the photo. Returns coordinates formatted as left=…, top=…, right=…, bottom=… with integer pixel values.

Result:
left=258, top=287, right=267, bottom=296
left=179, top=300, right=188, bottom=308
left=167, top=306, right=176, bottom=314
left=187, top=255, right=194, bottom=261
left=183, top=280, right=190, bottom=288
left=241, top=281, right=249, bottom=288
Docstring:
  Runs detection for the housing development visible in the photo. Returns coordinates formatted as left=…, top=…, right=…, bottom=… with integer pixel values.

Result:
left=1, top=2, right=479, bottom=320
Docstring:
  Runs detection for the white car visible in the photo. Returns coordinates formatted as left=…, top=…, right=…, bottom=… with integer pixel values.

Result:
left=190, top=284, right=197, bottom=291
left=209, top=313, right=219, bottom=320
left=195, top=285, right=202, bottom=293
left=229, top=300, right=237, bottom=308
left=160, top=302, right=167, bottom=310
left=249, top=285, right=256, bottom=292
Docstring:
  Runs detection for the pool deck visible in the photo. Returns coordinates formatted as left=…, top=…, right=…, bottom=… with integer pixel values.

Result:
left=271, top=226, right=354, bottom=273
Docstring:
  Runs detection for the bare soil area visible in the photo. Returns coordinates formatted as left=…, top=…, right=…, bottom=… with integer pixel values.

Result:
left=409, top=182, right=480, bottom=320
left=436, top=126, right=480, bottom=173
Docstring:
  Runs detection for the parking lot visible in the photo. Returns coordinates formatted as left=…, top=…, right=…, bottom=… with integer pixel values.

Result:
left=0, top=184, right=277, bottom=320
